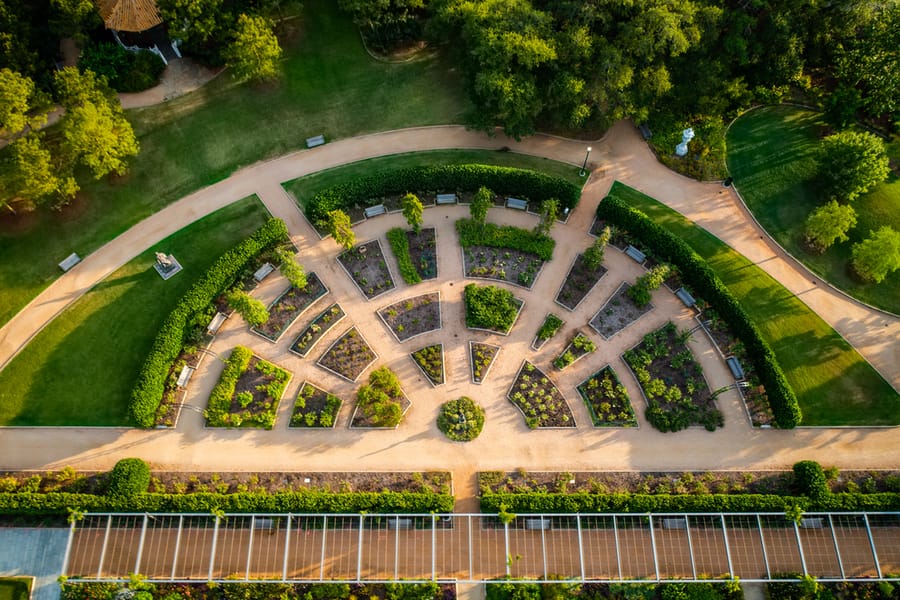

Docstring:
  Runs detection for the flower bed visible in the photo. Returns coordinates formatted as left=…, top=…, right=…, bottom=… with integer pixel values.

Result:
left=350, top=367, right=410, bottom=428
left=462, top=246, right=544, bottom=288
left=290, top=382, right=342, bottom=428
left=252, top=273, right=328, bottom=341
left=317, top=327, right=377, bottom=382
left=204, top=346, right=291, bottom=429
left=623, top=322, right=722, bottom=432
left=437, top=397, right=485, bottom=441
left=589, top=282, right=653, bottom=339
left=464, top=283, right=523, bottom=335
left=290, top=303, right=346, bottom=358
left=387, top=227, right=437, bottom=285
left=411, top=344, right=444, bottom=386
left=506, top=361, right=576, bottom=429
left=552, top=332, right=597, bottom=370
left=469, top=341, right=500, bottom=384
left=577, top=366, right=637, bottom=427
left=555, top=253, right=608, bottom=310
left=337, top=240, right=395, bottom=300
left=532, top=313, right=564, bottom=350
left=377, top=292, right=441, bottom=342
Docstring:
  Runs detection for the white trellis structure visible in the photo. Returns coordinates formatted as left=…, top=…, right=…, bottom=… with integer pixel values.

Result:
left=63, top=512, right=900, bottom=584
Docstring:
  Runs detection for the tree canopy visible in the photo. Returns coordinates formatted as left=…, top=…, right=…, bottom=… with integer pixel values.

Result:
left=804, top=200, right=857, bottom=253
left=851, top=227, right=900, bottom=284
left=225, top=13, right=283, bottom=82
left=817, top=131, right=890, bottom=202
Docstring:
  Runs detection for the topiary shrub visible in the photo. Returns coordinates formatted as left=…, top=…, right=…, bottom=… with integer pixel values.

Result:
left=106, top=458, right=151, bottom=497
left=793, top=460, right=830, bottom=504
left=437, top=397, right=485, bottom=441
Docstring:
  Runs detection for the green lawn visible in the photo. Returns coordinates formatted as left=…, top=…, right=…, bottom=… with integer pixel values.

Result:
left=0, top=579, right=31, bottom=600
left=0, top=0, right=466, bottom=327
left=284, top=150, right=584, bottom=208
left=726, top=105, right=900, bottom=314
left=0, top=197, right=270, bottom=426
left=607, top=181, right=899, bottom=426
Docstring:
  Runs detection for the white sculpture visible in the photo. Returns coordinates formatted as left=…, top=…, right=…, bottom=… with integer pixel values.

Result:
left=155, top=252, right=172, bottom=267
left=675, top=127, right=695, bottom=157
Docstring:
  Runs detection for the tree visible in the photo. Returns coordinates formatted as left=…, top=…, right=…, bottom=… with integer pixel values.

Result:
left=275, top=247, right=307, bottom=290
left=224, top=13, right=282, bottom=82
left=818, top=131, right=890, bottom=202
left=400, top=192, right=423, bottom=233
left=803, top=200, right=857, bottom=253
left=61, top=100, right=140, bottom=179
left=0, top=69, right=48, bottom=139
left=1, top=134, right=77, bottom=212
left=326, top=209, right=356, bottom=249
left=534, top=198, right=558, bottom=236
left=338, top=0, right=427, bottom=53
left=157, top=0, right=232, bottom=64
left=49, top=0, right=102, bottom=40
left=469, top=186, right=493, bottom=226
left=793, top=460, right=829, bottom=503
left=226, top=289, right=269, bottom=327
left=851, top=227, right=900, bottom=283
left=583, top=226, right=610, bottom=271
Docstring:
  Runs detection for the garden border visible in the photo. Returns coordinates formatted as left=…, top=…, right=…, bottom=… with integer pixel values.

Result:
left=506, top=360, right=578, bottom=429
left=202, top=351, right=293, bottom=431
left=465, top=297, right=525, bottom=337
left=288, top=303, right=347, bottom=359
left=589, top=281, right=654, bottom=340
left=376, top=291, right=443, bottom=344
left=553, top=252, right=609, bottom=312
left=315, top=326, right=379, bottom=383
left=410, top=343, right=445, bottom=388
left=348, top=386, right=413, bottom=431
left=459, top=247, right=547, bottom=291
left=287, top=381, right=343, bottom=430
left=468, top=340, right=500, bottom=385
left=576, top=364, right=640, bottom=429
left=336, top=239, right=397, bottom=302
left=531, top=314, right=565, bottom=351
left=552, top=332, right=597, bottom=371
left=250, top=274, right=330, bottom=343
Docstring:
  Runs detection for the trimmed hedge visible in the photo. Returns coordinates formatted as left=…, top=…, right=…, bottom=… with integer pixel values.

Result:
left=456, top=219, right=555, bottom=260
left=305, top=164, right=581, bottom=226
left=129, top=218, right=289, bottom=427
left=480, top=491, right=900, bottom=513
left=793, top=460, right=829, bottom=503
left=386, top=227, right=422, bottom=284
left=596, top=196, right=801, bottom=428
left=106, top=458, right=151, bottom=497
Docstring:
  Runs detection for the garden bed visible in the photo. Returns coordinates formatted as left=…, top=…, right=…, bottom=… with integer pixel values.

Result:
left=204, top=347, right=291, bottom=429
left=154, top=345, right=203, bottom=427
left=406, top=227, right=438, bottom=280
left=506, top=361, right=576, bottom=429
left=350, top=367, right=411, bottom=428
left=462, top=245, right=544, bottom=288
left=252, top=273, right=328, bottom=341
left=577, top=366, right=637, bottom=427
left=377, top=292, right=441, bottom=342
left=316, top=327, right=377, bottom=382
left=464, top=283, right=524, bottom=335
left=337, top=240, right=395, bottom=300
left=437, top=397, right=485, bottom=442
left=555, top=253, right=608, bottom=310
left=623, top=322, right=722, bottom=432
left=410, top=344, right=444, bottom=386
left=289, top=382, right=342, bottom=428
left=589, top=282, right=653, bottom=339
left=469, top=341, right=500, bottom=384
left=590, top=218, right=630, bottom=249
left=532, top=313, right=564, bottom=351
left=552, top=332, right=597, bottom=370
left=290, top=303, right=346, bottom=358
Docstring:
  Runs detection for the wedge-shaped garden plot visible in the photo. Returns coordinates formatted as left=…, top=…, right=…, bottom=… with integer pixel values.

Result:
left=507, top=361, right=575, bottom=429
left=290, top=382, right=342, bottom=428
left=577, top=366, right=637, bottom=427
left=590, top=282, right=653, bottom=339
left=556, top=253, right=608, bottom=311
left=553, top=332, right=597, bottom=370
left=204, top=346, right=291, bottom=429
left=351, top=366, right=411, bottom=429
left=457, top=219, right=553, bottom=289
left=410, top=344, right=444, bottom=386
left=317, top=327, right=377, bottom=382
left=252, top=273, right=328, bottom=342
left=387, top=227, right=437, bottom=284
left=290, top=303, right=346, bottom=358
left=464, top=283, right=523, bottom=336
left=337, top=240, right=395, bottom=300
left=532, top=313, right=564, bottom=351
left=377, top=292, right=441, bottom=342
left=469, top=341, right=500, bottom=384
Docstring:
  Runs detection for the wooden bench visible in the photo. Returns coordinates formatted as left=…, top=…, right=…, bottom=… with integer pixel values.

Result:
left=675, top=287, right=696, bottom=308
left=58, top=253, right=81, bottom=272
left=639, top=124, right=653, bottom=140
left=207, top=312, right=228, bottom=336
left=661, top=517, right=688, bottom=530
left=306, top=134, right=325, bottom=148
left=506, top=197, right=528, bottom=211
left=624, top=245, right=646, bottom=264
left=525, top=518, right=550, bottom=530
left=389, top=518, right=413, bottom=530
left=253, top=262, right=275, bottom=282
left=726, top=356, right=745, bottom=380
left=436, top=193, right=457, bottom=205
left=364, top=204, right=387, bottom=218
left=176, top=365, right=195, bottom=388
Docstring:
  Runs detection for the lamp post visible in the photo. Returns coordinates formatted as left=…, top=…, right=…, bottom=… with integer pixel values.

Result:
left=580, top=146, right=592, bottom=177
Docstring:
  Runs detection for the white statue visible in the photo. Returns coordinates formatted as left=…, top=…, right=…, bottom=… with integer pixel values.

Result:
left=155, top=252, right=172, bottom=267
left=675, top=127, right=695, bottom=157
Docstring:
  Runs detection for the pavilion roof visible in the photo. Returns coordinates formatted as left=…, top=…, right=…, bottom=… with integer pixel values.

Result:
left=97, top=0, right=163, bottom=32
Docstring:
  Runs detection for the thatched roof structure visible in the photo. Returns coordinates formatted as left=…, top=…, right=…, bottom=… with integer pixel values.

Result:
left=97, top=0, right=163, bottom=32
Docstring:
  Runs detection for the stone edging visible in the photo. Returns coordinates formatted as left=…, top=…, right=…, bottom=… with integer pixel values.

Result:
left=376, top=291, right=443, bottom=344
left=576, top=364, right=640, bottom=429
left=336, top=238, right=398, bottom=302
left=409, top=343, right=445, bottom=388
left=286, top=380, right=341, bottom=430
left=468, top=340, right=500, bottom=385
left=250, top=274, right=330, bottom=343
left=315, top=326, right=379, bottom=384
left=505, top=360, right=577, bottom=429
left=553, top=252, right=608, bottom=312
left=288, top=303, right=347, bottom=359
left=589, top=282, right=654, bottom=341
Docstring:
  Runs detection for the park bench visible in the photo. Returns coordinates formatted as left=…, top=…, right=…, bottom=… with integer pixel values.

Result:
left=364, top=204, right=387, bottom=218
left=58, top=253, right=81, bottom=272
left=675, top=287, right=696, bottom=308
left=624, top=245, right=646, bottom=264
left=525, top=518, right=550, bottom=530
left=254, top=518, right=276, bottom=530
left=176, top=365, right=195, bottom=388
left=661, top=518, right=688, bottom=530
left=639, top=124, right=652, bottom=140
left=800, top=518, right=825, bottom=529
left=726, top=356, right=745, bottom=380
left=436, top=193, right=457, bottom=205
left=389, top=518, right=413, bottom=530
left=306, top=134, right=325, bottom=148
left=253, top=262, right=275, bottom=282
left=506, top=197, right=528, bottom=210
left=207, top=312, right=228, bottom=336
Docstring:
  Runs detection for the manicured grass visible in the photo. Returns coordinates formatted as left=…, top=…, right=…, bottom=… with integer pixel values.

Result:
left=284, top=149, right=584, bottom=209
left=607, top=181, right=899, bottom=426
left=726, top=105, right=900, bottom=314
left=0, top=197, right=270, bottom=426
left=0, top=579, right=31, bottom=600
left=0, top=0, right=466, bottom=327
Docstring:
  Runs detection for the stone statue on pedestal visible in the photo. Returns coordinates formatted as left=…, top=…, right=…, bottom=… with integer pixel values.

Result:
left=675, top=127, right=695, bottom=157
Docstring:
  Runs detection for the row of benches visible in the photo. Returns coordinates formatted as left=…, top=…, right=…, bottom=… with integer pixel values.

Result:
left=362, top=195, right=531, bottom=219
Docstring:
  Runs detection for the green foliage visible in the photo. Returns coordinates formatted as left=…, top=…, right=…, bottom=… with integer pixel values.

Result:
left=437, top=396, right=485, bottom=441
left=485, top=581, right=541, bottom=600
left=818, top=131, right=890, bottom=202
left=470, top=185, right=493, bottom=225
left=851, top=226, right=900, bottom=283
left=305, top=164, right=579, bottom=226
left=326, top=209, right=356, bottom=250
left=1, top=133, right=77, bottom=211
left=205, top=345, right=252, bottom=421
left=400, top=192, right=424, bottom=233
left=0, top=68, right=47, bottom=138
left=130, top=219, right=288, bottom=427
left=338, top=0, right=426, bottom=54
left=793, top=460, right=830, bottom=503
left=356, top=366, right=404, bottom=428
left=78, top=43, right=165, bottom=92
left=534, top=198, right=558, bottom=236
left=205, top=347, right=288, bottom=428
left=225, top=14, right=283, bottom=82
left=583, top=226, right=610, bottom=271
left=464, top=283, right=520, bottom=333
left=275, top=247, right=308, bottom=290
left=804, top=200, right=857, bottom=252
left=387, top=227, right=422, bottom=285
left=628, top=264, right=671, bottom=307
left=226, top=289, right=269, bottom=327
left=456, top=219, right=555, bottom=260
left=536, top=313, right=563, bottom=341
left=106, top=458, right=151, bottom=497
left=596, top=196, right=801, bottom=428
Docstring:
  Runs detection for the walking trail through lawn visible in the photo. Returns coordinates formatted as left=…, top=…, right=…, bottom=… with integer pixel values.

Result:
left=0, top=122, right=898, bottom=489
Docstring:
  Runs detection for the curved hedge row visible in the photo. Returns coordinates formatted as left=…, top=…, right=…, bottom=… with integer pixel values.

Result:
left=596, top=196, right=802, bottom=428
left=305, top=164, right=581, bottom=226
left=129, top=218, right=289, bottom=427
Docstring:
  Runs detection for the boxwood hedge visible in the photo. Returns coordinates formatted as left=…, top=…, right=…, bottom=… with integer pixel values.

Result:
left=129, top=218, right=289, bottom=427
left=304, top=164, right=581, bottom=226
left=595, top=196, right=801, bottom=428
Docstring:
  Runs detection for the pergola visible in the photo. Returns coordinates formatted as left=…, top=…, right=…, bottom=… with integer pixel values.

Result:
left=63, top=511, right=900, bottom=585
left=96, top=0, right=163, bottom=33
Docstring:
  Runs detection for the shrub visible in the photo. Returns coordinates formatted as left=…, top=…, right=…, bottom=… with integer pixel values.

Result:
left=470, top=186, right=493, bottom=225
left=818, top=130, right=890, bottom=202
left=583, top=226, right=610, bottom=270
left=437, top=397, right=485, bottom=441
left=79, top=42, right=165, bottom=92
left=804, top=200, right=857, bottom=253
left=850, top=226, right=900, bottom=283
left=464, top=283, right=520, bottom=332
left=400, top=193, right=423, bottom=233
left=357, top=367, right=404, bottom=428
left=106, top=458, right=150, bottom=497
left=628, top=264, right=670, bottom=307
left=275, top=247, right=307, bottom=290
left=536, top=313, right=563, bottom=341
left=204, top=346, right=254, bottom=426
left=793, top=460, right=830, bottom=503
left=387, top=227, right=422, bottom=284
left=226, top=289, right=269, bottom=327
left=456, top=219, right=555, bottom=260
